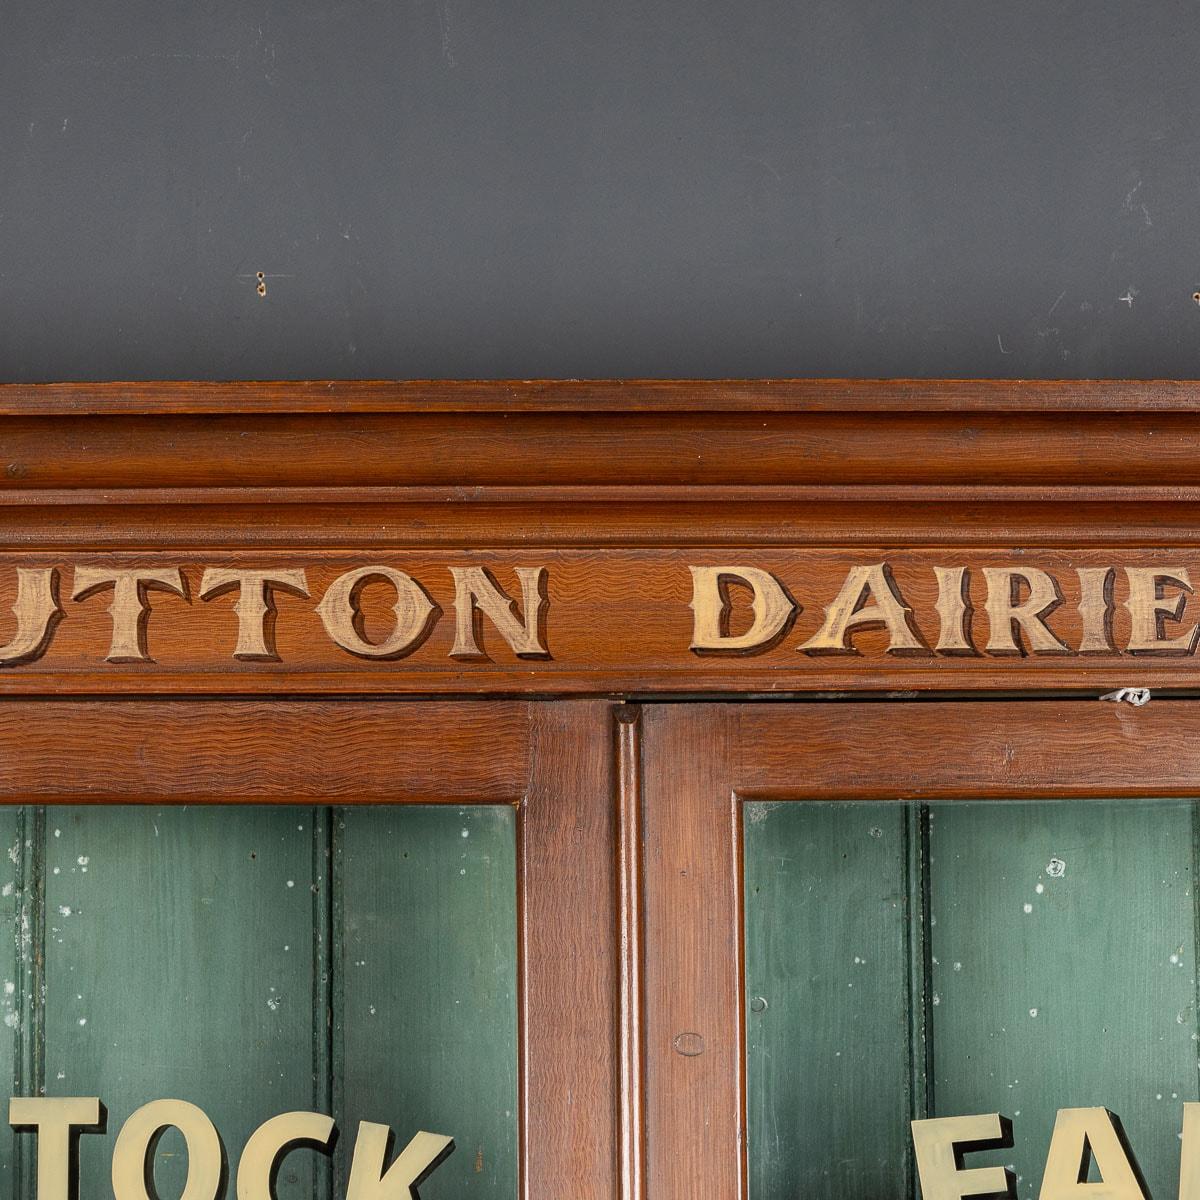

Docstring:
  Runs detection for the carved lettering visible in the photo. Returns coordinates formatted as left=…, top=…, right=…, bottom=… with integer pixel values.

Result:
left=1077, top=567, right=1116, bottom=654
left=112, top=1100, right=223, bottom=1200
left=449, top=566, right=549, bottom=659
left=199, top=569, right=310, bottom=661
left=9, top=1097, right=105, bottom=1200
left=933, top=566, right=974, bottom=655
left=345, top=1122, right=455, bottom=1200
left=316, top=567, right=438, bottom=659
left=1123, top=567, right=1199, bottom=655
left=1039, top=1107, right=1148, bottom=1199
left=0, top=567, right=61, bottom=666
left=688, top=566, right=796, bottom=654
left=910, top=1112, right=1014, bottom=1200
left=70, top=567, right=187, bottom=662
left=983, top=567, right=1069, bottom=656
left=798, top=564, right=927, bottom=656
left=237, top=1111, right=335, bottom=1200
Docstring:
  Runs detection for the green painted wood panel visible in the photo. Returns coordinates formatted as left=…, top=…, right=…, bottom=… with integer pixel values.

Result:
left=746, top=798, right=1200, bottom=1200
left=0, top=809, right=28, bottom=1196
left=336, top=805, right=518, bottom=1200
left=928, top=800, right=1199, bottom=1200
left=744, top=801, right=919, bottom=1200
left=42, top=806, right=320, bottom=1200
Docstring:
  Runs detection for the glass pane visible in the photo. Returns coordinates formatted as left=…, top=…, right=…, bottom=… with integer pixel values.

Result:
left=0, top=804, right=518, bottom=1200
left=744, top=799, right=1199, bottom=1200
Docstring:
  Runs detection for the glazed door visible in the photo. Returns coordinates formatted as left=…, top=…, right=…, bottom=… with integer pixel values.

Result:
left=639, top=701, right=1200, bottom=1200
left=0, top=700, right=620, bottom=1200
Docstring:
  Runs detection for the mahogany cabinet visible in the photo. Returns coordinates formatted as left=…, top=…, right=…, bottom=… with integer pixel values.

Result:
left=0, top=381, right=1197, bottom=1200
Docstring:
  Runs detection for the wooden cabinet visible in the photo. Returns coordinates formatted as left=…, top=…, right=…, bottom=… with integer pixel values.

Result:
left=0, top=381, right=1195, bottom=1198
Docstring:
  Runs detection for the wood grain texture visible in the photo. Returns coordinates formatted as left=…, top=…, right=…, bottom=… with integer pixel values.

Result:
left=522, top=702, right=620, bottom=1200
left=0, top=701, right=529, bottom=802
left=0, top=700, right=619, bottom=1200
left=641, top=705, right=742, bottom=1200
left=6, top=550, right=1200, bottom=694
left=641, top=701, right=1200, bottom=1200
left=2, top=411, right=1200, bottom=491
left=2, top=379, right=1200, bottom=415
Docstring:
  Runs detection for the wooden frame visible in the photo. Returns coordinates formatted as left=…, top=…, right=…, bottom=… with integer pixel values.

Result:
left=0, top=698, right=621, bottom=1200
left=637, top=699, right=1200, bottom=1200
left=4, top=380, right=1200, bottom=1200
left=2, top=379, right=1200, bottom=696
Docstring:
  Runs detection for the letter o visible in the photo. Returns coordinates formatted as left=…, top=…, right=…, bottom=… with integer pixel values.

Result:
left=112, top=1100, right=224, bottom=1200
left=316, top=568, right=438, bottom=659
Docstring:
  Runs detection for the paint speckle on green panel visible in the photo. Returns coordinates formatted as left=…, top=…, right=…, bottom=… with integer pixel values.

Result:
left=929, top=800, right=1198, bottom=1200
left=744, top=802, right=914, bottom=1200
left=42, top=807, right=317, bottom=1200
left=337, top=805, right=518, bottom=1199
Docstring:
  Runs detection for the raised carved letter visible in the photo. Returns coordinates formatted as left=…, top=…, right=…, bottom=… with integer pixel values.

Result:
left=798, top=563, right=927, bottom=656
left=1038, top=1107, right=1147, bottom=1199
left=71, top=567, right=186, bottom=663
left=10, top=1096, right=104, bottom=1200
left=449, top=566, right=549, bottom=659
left=1077, top=567, right=1116, bottom=654
left=199, top=569, right=310, bottom=660
left=237, top=1111, right=335, bottom=1200
left=983, top=567, right=1069, bottom=655
left=933, top=566, right=975, bottom=655
left=1124, top=567, right=1199, bottom=655
left=317, top=567, right=438, bottom=659
left=112, top=1100, right=223, bottom=1200
left=345, top=1122, right=453, bottom=1200
left=910, top=1113, right=1014, bottom=1200
left=688, top=566, right=796, bottom=654
left=0, top=568, right=61, bottom=666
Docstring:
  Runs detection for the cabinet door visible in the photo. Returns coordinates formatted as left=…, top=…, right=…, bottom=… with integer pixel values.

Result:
left=0, top=700, right=619, bottom=1200
left=639, top=701, right=1200, bottom=1200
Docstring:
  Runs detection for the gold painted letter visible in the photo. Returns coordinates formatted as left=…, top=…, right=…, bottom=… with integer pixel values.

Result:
left=983, top=567, right=1070, bottom=655
left=345, top=1122, right=453, bottom=1200
left=799, top=564, right=927, bottom=655
left=450, top=566, right=549, bottom=659
left=200, top=569, right=310, bottom=660
left=910, top=1113, right=1014, bottom=1200
left=237, top=1111, right=335, bottom=1200
left=1124, top=567, right=1199, bottom=655
left=0, top=567, right=61, bottom=666
left=71, top=567, right=186, bottom=663
left=688, top=566, right=796, bottom=654
left=1038, top=1107, right=1147, bottom=1199
left=112, top=1100, right=223, bottom=1200
left=317, top=567, right=438, bottom=659
left=10, top=1096, right=104, bottom=1200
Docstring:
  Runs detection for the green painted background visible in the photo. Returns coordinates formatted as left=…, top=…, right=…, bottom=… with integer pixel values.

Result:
left=0, top=805, right=518, bottom=1200
left=745, top=800, right=1200, bottom=1200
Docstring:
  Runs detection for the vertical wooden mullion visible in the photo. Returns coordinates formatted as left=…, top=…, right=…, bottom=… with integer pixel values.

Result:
left=523, top=702, right=620, bottom=1200
left=642, top=705, right=741, bottom=1200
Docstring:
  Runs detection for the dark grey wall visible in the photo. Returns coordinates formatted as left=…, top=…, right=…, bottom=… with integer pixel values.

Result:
left=3, top=1, right=1198, bottom=382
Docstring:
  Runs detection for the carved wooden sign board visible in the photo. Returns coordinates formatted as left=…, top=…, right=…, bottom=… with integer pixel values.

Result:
left=1, top=378, right=1198, bottom=694
left=0, top=555, right=1198, bottom=692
